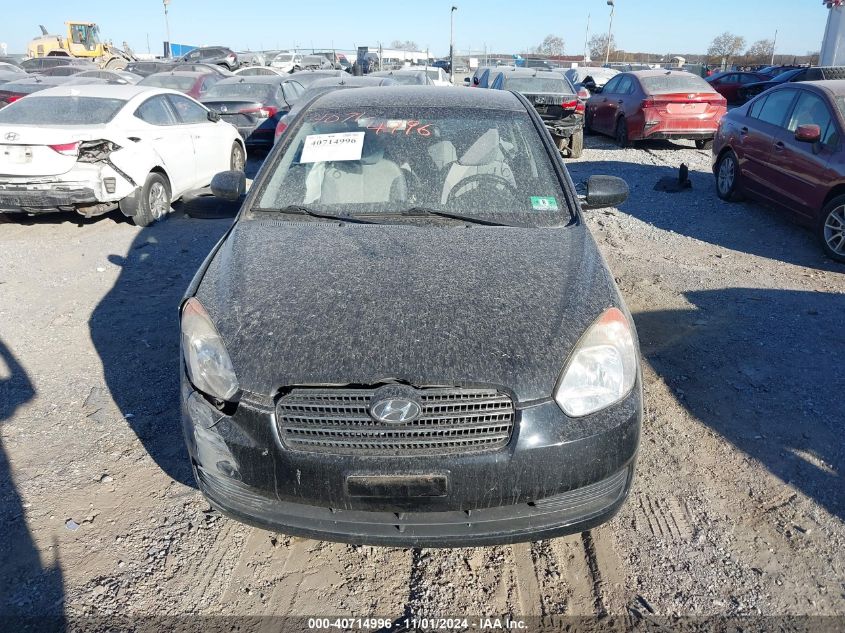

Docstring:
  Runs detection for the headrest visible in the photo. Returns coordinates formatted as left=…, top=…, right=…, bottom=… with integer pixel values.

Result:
left=459, top=129, right=503, bottom=166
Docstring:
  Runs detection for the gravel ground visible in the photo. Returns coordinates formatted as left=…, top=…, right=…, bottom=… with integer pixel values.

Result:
left=0, top=136, right=843, bottom=629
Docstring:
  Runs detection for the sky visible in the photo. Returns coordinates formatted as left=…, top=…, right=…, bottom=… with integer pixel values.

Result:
left=1, top=0, right=832, bottom=58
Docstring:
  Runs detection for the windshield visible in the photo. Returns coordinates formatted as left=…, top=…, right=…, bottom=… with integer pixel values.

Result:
left=275, top=54, right=294, bottom=62
left=257, top=106, right=569, bottom=226
left=140, top=74, right=196, bottom=91
left=773, top=69, right=803, bottom=83
left=504, top=77, right=568, bottom=93
left=0, top=96, right=125, bottom=124
left=425, top=69, right=440, bottom=81
left=640, top=73, right=713, bottom=94
left=205, top=82, right=274, bottom=100
left=387, top=74, right=424, bottom=85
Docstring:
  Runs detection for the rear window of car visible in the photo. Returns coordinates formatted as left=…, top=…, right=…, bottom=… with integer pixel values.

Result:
left=504, top=77, right=569, bottom=93
left=640, top=73, right=713, bottom=94
left=0, top=96, right=125, bottom=124
left=140, top=74, right=197, bottom=91
left=204, top=82, right=275, bottom=100
left=257, top=106, right=569, bottom=226
left=275, top=54, right=294, bottom=62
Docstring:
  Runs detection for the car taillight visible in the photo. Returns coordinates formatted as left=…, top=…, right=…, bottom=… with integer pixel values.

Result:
left=274, top=120, right=288, bottom=142
left=641, top=98, right=656, bottom=109
left=49, top=142, right=80, bottom=156
left=561, top=98, right=579, bottom=111
left=6, top=95, right=22, bottom=104
left=576, top=101, right=585, bottom=115
left=241, top=106, right=278, bottom=118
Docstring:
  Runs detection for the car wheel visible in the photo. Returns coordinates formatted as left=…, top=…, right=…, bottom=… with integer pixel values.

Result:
left=819, top=196, right=845, bottom=262
left=133, top=172, right=171, bottom=227
left=569, top=129, right=584, bottom=159
left=230, top=142, right=246, bottom=171
left=615, top=117, right=630, bottom=148
left=695, top=139, right=713, bottom=150
left=715, top=150, right=743, bottom=202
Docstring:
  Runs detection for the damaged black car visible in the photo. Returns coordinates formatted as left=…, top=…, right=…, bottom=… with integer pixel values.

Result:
left=180, top=86, right=641, bottom=546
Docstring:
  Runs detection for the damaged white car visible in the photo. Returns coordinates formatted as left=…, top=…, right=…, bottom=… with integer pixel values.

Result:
left=0, top=84, right=245, bottom=225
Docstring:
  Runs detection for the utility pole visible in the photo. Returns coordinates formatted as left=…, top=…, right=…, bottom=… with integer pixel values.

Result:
left=584, top=12, right=590, bottom=62
left=604, top=0, right=615, bottom=66
left=162, top=0, right=171, bottom=58
left=450, top=6, right=457, bottom=84
left=771, top=29, right=778, bottom=65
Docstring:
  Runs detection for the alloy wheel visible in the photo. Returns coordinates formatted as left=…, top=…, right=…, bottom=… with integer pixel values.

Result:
left=718, top=155, right=735, bottom=195
left=231, top=144, right=245, bottom=172
left=148, top=181, right=169, bottom=219
left=823, top=205, right=845, bottom=256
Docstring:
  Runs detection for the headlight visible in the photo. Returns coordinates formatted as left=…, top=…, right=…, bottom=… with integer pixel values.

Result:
left=181, top=298, right=239, bottom=401
left=554, top=307, right=638, bottom=417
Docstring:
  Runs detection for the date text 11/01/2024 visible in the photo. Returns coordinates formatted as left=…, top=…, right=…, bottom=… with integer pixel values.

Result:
left=307, top=618, right=528, bottom=630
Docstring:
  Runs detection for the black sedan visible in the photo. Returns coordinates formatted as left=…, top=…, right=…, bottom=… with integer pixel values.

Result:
left=200, top=76, right=304, bottom=150
left=180, top=87, right=641, bottom=546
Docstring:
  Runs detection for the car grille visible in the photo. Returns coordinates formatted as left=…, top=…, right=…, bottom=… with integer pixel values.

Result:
left=277, top=388, right=515, bottom=455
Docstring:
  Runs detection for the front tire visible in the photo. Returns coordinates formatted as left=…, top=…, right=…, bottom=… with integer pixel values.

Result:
left=820, top=196, right=845, bottom=262
left=715, top=150, right=742, bottom=202
left=133, top=172, right=171, bottom=227
left=230, top=142, right=246, bottom=171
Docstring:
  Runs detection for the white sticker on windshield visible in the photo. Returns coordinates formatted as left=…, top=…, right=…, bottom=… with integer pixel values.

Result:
left=300, top=132, right=365, bottom=164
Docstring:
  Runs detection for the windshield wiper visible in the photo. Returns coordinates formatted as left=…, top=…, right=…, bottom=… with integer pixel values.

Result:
left=261, top=205, right=378, bottom=224
left=396, top=207, right=510, bottom=227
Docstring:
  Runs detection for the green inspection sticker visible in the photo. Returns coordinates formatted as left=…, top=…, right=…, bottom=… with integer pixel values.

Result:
left=531, top=196, right=559, bottom=211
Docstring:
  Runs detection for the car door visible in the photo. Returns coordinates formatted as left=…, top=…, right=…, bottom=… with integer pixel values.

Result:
left=166, top=93, right=229, bottom=186
left=736, top=88, right=799, bottom=198
left=767, top=89, right=840, bottom=220
left=594, top=75, right=630, bottom=134
left=132, top=94, right=197, bottom=194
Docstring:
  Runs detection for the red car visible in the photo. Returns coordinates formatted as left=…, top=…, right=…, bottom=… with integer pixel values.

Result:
left=585, top=70, right=727, bottom=148
left=137, top=71, right=221, bottom=99
left=713, top=81, right=845, bottom=261
left=706, top=71, right=771, bottom=104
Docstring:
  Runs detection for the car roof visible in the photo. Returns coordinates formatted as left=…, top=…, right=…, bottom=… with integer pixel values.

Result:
left=312, top=85, right=524, bottom=110
left=214, top=75, right=291, bottom=85
left=798, top=79, right=845, bottom=96
left=309, top=76, right=391, bottom=88
left=497, top=68, right=559, bottom=77
left=20, top=84, right=177, bottom=100
left=627, top=69, right=700, bottom=78
left=146, top=71, right=207, bottom=78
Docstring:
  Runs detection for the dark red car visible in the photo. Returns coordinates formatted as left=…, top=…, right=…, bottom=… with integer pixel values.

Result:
left=706, top=71, right=770, bottom=104
left=137, top=71, right=221, bottom=99
left=712, top=81, right=845, bottom=261
left=585, top=70, right=727, bottom=148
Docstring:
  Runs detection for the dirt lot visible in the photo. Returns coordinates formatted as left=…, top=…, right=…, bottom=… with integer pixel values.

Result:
left=1, top=137, right=843, bottom=629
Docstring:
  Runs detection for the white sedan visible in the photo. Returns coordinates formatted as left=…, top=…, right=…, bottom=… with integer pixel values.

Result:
left=0, top=84, right=245, bottom=226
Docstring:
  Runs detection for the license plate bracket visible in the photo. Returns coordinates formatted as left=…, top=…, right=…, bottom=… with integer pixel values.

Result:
left=1, top=145, right=33, bottom=164
left=346, top=475, right=448, bottom=498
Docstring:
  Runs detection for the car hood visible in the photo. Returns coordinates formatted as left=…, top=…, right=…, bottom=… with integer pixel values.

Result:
left=194, top=218, right=621, bottom=403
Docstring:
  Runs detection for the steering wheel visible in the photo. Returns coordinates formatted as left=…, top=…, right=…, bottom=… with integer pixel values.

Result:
left=446, top=173, right=520, bottom=205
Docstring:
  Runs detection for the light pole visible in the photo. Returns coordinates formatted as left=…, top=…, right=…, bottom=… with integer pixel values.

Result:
left=450, top=5, right=457, bottom=84
left=584, top=12, right=591, bottom=62
left=771, top=29, right=778, bottom=65
left=162, top=0, right=171, bottom=58
left=604, top=0, right=615, bottom=67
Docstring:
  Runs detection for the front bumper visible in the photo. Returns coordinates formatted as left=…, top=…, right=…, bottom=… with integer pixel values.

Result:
left=182, top=379, right=642, bottom=547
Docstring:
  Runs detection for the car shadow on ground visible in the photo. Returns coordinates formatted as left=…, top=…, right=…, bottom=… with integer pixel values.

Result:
left=568, top=158, right=843, bottom=272
left=635, top=288, right=845, bottom=523
left=0, top=338, right=65, bottom=630
left=88, top=204, right=240, bottom=488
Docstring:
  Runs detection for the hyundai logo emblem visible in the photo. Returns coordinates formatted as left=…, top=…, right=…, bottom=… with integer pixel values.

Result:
left=4, top=132, right=19, bottom=141
left=370, top=398, right=422, bottom=424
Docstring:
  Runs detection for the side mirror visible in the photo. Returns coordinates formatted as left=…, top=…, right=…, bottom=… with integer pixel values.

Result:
left=210, top=170, right=246, bottom=201
left=472, top=77, right=479, bottom=86
left=581, top=175, right=629, bottom=209
left=207, top=110, right=220, bottom=123
left=463, top=77, right=470, bottom=84
left=795, top=124, right=821, bottom=144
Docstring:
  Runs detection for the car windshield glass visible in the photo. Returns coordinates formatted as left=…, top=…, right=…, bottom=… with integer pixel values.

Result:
left=387, top=74, right=423, bottom=85
left=425, top=70, right=440, bottom=80
left=205, top=83, right=274, bottom=99
left=275, top=54, right=294, bottom=62
left=140, top=75, right=196, bottom=90
left=0, top=96, right=125, bottom=124
left=773, top=69, right=803, bottom=83
left=256, top=106, right=569, bottom=226
left=504, top=77, right=568, bottom=93
left=640, top=73, right=712, bottom=93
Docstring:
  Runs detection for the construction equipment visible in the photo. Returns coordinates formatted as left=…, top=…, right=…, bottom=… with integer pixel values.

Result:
left=26, top=23, right=135, bottom=70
